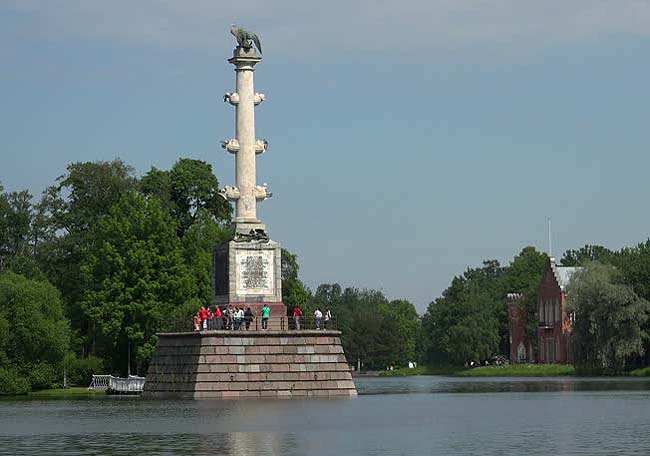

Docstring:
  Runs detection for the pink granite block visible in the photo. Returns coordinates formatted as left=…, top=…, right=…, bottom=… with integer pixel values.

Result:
left=221, top=391, right=241, bottom=399
left=240, top=390, right=261, bottom=398
left=228, top=382, right=249, bottom=391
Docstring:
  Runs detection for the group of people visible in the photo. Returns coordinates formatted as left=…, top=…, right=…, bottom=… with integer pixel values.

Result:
left=193, top=304, right=268, bottom=331
left=292, top=306, right=332, bottom=330
left=192, top=304, right=332, bottom=331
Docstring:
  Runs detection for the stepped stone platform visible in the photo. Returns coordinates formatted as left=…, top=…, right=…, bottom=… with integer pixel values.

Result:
left=143, top=330, right=357, bottom=399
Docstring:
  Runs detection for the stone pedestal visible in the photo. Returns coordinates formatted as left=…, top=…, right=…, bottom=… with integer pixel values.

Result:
left=213, top=239, right=286, bottom=316
left=143, top=330, right=357, bottom=399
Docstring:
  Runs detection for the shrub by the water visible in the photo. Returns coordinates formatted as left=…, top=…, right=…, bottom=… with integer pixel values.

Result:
left=0, top=368, right=30, bottom=395
left=28, top=362, right=58, bottom=390
left=65, top=355, right=105, bottom=386
left=629, top=367, right=650, bottom=376
left=0, top=271, right=70, bottom=393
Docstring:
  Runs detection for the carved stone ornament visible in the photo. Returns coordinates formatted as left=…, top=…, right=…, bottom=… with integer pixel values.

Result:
left=221, top=138, right=240, bottom=153
left=233, top=228, right=270, bottom=243
left=223, top=92, right=240, bottom=105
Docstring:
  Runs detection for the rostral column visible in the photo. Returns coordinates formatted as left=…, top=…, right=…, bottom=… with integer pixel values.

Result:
left=214, top=36, right=285, bottom=317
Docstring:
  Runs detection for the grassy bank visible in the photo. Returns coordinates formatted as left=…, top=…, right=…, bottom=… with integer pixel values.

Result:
left=380, top=364, right=577, bottom=377
left=380, top=366, right=462, bottom=377
left=458, top=364, right=576, bottom=377
left=629, top=367, right=650, bottom=376
left=29, top=387, right=106, bottom=397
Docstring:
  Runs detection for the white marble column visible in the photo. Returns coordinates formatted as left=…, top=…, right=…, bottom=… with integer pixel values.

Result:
left=222, top=47, right=269, bottom=234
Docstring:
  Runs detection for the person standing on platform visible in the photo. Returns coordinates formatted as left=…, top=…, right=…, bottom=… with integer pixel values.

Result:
left=293, top=306, right=303, bottom=330
left=199, top=306, right=209, bottom=330
left=244, top=307, right=254, bottom=330
left=193, top=313, right=201, bottom=331
left=324, top=308, right=332, bottom=329
left=314, top=308, right=323, bottom=330
left=225, top=305, right=234, bottom=330
left=232, top=307, right=239, bottom=330
left=236, top=307, right=244, bottom=330
left=207, top=307, right=215, bottom=330
left=261, top=304, right=270, bottom=330
left=215, top=306, right=223, bottom=330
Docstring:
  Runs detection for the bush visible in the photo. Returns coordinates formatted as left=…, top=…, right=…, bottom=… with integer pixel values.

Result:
left=629, top=367, right=650, bottom=377
left=65, top=356, right=105, bottom=386
left=28, top=362, right=58, bottom=390
left=0, top=368, right=30, bottom=395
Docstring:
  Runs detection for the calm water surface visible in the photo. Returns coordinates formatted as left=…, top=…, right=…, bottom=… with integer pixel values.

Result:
left=2, top=376, right=650, bottom=455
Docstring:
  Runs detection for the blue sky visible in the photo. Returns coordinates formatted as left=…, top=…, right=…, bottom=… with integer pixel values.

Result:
left=2, top=1, right=650, bottom=312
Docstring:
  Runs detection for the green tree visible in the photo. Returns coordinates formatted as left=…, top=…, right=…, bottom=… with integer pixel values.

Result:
left=567, top=262, right=650, bottom=371
left=181, top=208, right=232, bottom=305
left=80, top=192, right=197, bottom=374
left=0, top=271, right=69, bottom=392
left=36, top=160, right=137, bottom=354
left=380, top=299, right=421, bottom=366
left=617, top=240, right=650, bottom=302
left=421, top=247, right=546, bottom=365
left=281, top=249, right=311, bottom=315
left=561, top=245, right=617, bottom=267
left=141, top=159, right=231, bottom=237
left=421, top=260, right=504, bottom=364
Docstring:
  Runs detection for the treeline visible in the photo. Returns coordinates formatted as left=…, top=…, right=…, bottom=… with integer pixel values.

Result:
left=563, top=244, right=650, bottom=371
left=0, top=158, right=422, bottom=394
left=0, top=158, right=234, bottom=393
left=420, top=243, right=650, bottom=371
left=3, top=157, right=650, bottom=394
left=421, top=247, right=547, bottom=365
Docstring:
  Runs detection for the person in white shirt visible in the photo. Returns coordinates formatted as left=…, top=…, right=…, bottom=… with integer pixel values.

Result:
left=324, top=308, right=332, bottom=329
left=314, top=308, right=323, bottom=330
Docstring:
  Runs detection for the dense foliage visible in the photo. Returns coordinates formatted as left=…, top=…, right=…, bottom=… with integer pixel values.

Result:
left=421, top=247, right=546, bottom=365
left=3, top=158, right=650, bottom=393
left=567, top=262, right=650, bottom=371
left=0, top=271, right=69, bottom=394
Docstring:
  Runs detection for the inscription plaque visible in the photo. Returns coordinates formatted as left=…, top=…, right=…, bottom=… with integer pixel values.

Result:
left=236, top=250, right=274, bottom=295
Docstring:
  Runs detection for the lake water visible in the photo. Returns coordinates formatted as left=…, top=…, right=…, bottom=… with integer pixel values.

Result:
left=2, top=376, right=650, bottom=455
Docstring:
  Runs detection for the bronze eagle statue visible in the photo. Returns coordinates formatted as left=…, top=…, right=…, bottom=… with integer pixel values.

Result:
left=230, top=25, right=262, bottom=54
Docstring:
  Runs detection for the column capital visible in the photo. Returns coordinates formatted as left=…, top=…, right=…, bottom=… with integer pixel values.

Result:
left=228, top=47, right=262, bottom=70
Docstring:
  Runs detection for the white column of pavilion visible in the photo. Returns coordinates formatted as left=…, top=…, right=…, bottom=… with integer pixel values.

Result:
left=221, top=46, right=269, bottom=235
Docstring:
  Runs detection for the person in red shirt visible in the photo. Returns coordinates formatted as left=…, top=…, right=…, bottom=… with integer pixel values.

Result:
left=215, top=306, right=223, bottom=330
left=193, top=313, right=201, bottom=331
left=199, top=306, right=209, bottom=330
left=293, top=306, right=303, bottom=330
left=207, top=307, right=215, bottom=330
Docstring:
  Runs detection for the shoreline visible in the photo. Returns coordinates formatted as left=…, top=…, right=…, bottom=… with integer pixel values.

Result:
left=360, top=365, right=650, bottom=378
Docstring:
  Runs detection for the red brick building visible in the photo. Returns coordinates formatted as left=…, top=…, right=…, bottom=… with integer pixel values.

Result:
left=508, top=257, right=580, bottom=364
left=507, top=293, right=533, bottom=363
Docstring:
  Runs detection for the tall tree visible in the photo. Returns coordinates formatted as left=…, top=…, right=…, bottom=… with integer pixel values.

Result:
left=561, top=245, right=616, bottom=267
left=567, top=262, right=650, bottom=371
left=80, top=192, right=197, bottom=374
left=141, top=159, right=231, bottom=237
left=0, top=187, right=41, bottom=277
left=36, top=159, right=137, bottom=354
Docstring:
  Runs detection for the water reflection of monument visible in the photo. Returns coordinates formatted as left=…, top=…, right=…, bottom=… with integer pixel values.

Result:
left=213, top=25, right=285, bottom=319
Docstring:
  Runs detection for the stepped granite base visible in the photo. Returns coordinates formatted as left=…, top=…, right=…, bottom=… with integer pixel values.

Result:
left=143, top=330, right=357, bottom=399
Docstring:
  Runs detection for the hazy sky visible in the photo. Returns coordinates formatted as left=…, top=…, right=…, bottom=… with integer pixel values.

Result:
left=2, top=1, right=650, bottom=312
